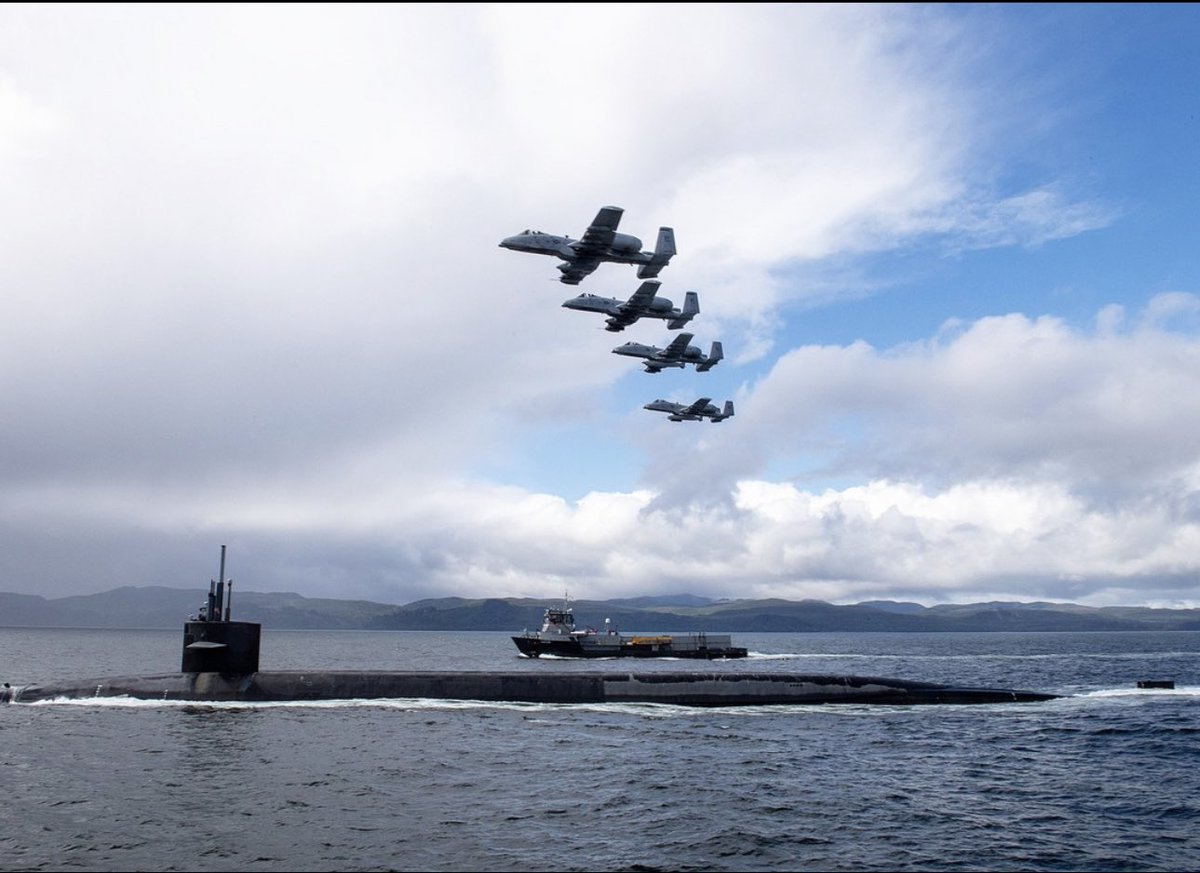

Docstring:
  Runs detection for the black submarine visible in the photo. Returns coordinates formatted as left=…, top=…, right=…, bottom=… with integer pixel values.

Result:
left=2, top=548, right=1059, bottom=707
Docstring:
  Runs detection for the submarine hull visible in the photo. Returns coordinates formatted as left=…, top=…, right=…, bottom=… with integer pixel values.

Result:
left=2, top=670, right=1058, bottom=706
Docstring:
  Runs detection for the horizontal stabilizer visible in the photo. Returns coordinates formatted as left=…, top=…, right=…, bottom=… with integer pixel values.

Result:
left=667, top=291, right=699, bottom=329
left=636, top=226, right=676, bottom=279
left=696, top=341, right=723, bottom=372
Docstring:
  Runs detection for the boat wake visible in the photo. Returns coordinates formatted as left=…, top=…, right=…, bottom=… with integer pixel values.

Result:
left=1077, top=685, right=1197, bottom=699
left=19, top=694, right=969, bottom=718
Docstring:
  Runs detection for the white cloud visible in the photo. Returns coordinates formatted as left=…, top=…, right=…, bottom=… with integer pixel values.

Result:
left=0, top=5, right=1183, bottom=608
left=730, top=295, right=1200, bottom=496
left=0, top=74, right=62, bottom=161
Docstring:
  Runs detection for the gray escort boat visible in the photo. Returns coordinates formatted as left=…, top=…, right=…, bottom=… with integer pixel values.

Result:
left=512, top=603, right=748, bottom=659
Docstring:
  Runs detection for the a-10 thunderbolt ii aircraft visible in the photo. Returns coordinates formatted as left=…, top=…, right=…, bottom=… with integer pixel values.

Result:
left=644, top=397, right=735, bottom=422
left=561, top=279, right=699, bottom=332
left=612, top=332, right=723, bottom=373
left=499, top=205, right=676, bottom=285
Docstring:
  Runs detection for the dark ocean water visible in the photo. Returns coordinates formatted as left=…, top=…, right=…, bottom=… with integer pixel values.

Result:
left=1, top=628, right=1197, bottom=872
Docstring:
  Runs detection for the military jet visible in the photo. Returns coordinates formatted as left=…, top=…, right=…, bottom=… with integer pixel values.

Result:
left=612, top=332, right=723, bottom=374
left=499, top=205, right=676, bottom=285
left=561, top=279, right=699, bottom=333
left=644, top=397, right=735, bottom=422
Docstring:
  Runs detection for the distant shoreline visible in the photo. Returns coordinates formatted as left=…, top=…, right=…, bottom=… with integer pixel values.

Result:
left=2, top=587, right=1197, bottom=633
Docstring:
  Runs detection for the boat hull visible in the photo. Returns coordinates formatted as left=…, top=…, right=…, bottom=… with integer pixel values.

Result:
left=512, top=635, right=749, bottom=659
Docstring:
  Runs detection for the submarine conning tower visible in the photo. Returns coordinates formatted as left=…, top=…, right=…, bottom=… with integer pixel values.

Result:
left=181, top=545, right=261, bottom=674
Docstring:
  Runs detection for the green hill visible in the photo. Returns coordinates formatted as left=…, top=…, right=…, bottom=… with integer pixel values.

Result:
left=2, top=588, right=1197, bottom=632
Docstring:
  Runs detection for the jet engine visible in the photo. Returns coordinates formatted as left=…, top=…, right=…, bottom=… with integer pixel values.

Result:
left=609, top=232, right=644, bottom=253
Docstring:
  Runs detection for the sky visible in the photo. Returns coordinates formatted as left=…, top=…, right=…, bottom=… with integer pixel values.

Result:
left=3, top=4, right=1200, bottom=609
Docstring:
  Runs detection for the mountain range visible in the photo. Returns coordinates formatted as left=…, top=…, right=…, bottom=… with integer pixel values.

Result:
left=2, top=587, right=1198, bottom=633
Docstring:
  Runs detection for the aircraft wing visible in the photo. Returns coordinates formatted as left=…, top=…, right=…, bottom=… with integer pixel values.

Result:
left=660, top=332, right=694, bottom=361
left=558, top=259, right=600, bottom=285
left=624, top=280, right=660, bottom=311
left=573, top=206, right=623, bottom=259
left=684, top=397, right=713, bottom=415
left=607, top=280, right=661, bottom=329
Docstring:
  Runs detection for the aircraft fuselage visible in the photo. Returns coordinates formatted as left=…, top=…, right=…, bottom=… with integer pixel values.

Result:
left=560, top=294, right=678, bottom=317
left=499, top=231, right=654, bottom=266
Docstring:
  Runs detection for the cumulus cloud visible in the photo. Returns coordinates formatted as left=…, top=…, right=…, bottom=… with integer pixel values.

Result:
left=731, top=296, right=1200, bottom=497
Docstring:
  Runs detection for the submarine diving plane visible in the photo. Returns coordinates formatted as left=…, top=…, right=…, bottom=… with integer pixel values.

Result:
left=500, top=205, right=676, bottom=285
left=561, top=279, right=699, bottom=333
